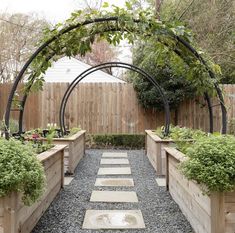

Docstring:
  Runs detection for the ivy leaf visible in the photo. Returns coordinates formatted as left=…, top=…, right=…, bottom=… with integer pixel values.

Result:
left=125, top=1, right=132, bottom=10
left=102, top=2, right=109, bottom=8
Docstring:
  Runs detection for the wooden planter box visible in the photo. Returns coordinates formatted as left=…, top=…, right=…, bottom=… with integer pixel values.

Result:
left=0, top=144, right=66, bottom=233
left=47, top=130, right=86, bottom=174
left=165, top=147, right=235, bottom=233
left=145, top=130, right=174, bottom=175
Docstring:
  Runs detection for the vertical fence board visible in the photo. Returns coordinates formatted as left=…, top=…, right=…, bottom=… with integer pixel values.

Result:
left=0, top=83, right=234, bottom=134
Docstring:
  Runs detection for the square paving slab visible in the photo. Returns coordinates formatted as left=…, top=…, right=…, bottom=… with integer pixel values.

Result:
left=100, top=158, right=129, bottom=165
left=64, top=177, right=74, bottom=185
left=156, top=178, right=166, bottom=187
left=102, top=152, right=128, bottom=158
left=95, top=178, right=134, bottom=187
left=90, top=191, right=138, bottom=203
left=82, top=210, right=145, bottom=229
left=97, top=167, right=131, bottom=175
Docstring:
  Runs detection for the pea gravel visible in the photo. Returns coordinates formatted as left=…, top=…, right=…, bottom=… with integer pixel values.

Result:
left=32, top=149, right=194, bottom=233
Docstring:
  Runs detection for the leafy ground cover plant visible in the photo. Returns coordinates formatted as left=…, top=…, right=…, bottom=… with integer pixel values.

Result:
left=156, top=125, right=206, bottom=140
left=65, top=126, right=81, bottom=137
left=155, top=125, right=206, bottom=152
left=0, top=138, right=45, bottom=205
left=180, top=135, right=235, bottom=194
left=23, top=126, right=82, bottom=152
left=23, top=128, right=54, bottom=154
left=87, top=134, right=145, bottom=149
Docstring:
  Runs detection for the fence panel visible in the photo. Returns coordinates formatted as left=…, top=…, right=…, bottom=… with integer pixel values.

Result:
left=0, top=83, right=234, bottom=134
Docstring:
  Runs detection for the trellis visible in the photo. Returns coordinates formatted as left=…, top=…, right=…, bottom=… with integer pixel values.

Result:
left=3, top=8, right=227, bottom=138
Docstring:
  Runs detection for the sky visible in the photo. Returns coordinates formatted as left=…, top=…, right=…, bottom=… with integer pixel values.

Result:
left=0, top=0, right=132, bottom=67
left=0, top=0, right=127, bottom=23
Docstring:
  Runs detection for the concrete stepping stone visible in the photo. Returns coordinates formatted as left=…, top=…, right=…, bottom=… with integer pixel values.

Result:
left=100, top=158, right=129, bottom=165
left=97, top=167, right=131, bottom=175
left=90, top=191, right=138, bottom=203
left=82, top=210, right=145, bottom=229
left=102, top=152, right=128, bottom=158
left=64, top=177, right=74, bottom=185
left=95, top=178, right=134, bottom=187
left=156, top=178, right=166, bottom=187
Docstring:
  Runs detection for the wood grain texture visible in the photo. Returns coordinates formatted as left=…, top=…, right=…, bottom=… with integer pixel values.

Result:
left=145, top=130, right=173, bottom=175
left=165, top=147, right=235, bottom=233
left=0, top=145, right=65, bottom=233
left=0, top=83, right=234, bottom=134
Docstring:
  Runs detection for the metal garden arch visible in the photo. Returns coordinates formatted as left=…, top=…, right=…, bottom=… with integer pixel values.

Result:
left=3, top=16, right=227, bottom=138
left=59, top=62, right=171, bottom=136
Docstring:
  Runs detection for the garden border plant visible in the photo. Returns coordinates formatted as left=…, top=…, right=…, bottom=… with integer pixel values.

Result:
left=0, top=142, right=66, bottom=233
left=24, top=125, right=86, bottom=175
left=164, top=133, right=235, bottom=233
left=3, top=3, right=227, bottom=139
left=0, top=138, right=45, bottom=206
left=145, top=125, right=206, bottom=175
left=86, top=133, right=145, bottom=149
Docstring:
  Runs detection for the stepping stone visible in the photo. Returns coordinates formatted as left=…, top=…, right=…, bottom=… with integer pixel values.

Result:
left=100, top=158, right=129, bottom=165
left=64, top=177, right=74, bottom=185
left=156, top=178, right=166, bottom=187
left=90, top=191, right=138, bottom=203
left=82, top=210, right=145, bottom=229
left=102, top=152, right=128, bottom=158
left=95, top=178, right=134, bottom=187
left=97, top=167, right=131, bottom=175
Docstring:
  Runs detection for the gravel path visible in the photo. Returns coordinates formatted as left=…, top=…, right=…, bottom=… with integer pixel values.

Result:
left=32, top=149, right=194, bottom=233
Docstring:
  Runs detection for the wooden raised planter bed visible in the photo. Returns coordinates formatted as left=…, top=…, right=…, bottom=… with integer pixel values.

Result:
left=165, top=147, right=235, bottom=233
left=46, top=130, right=86, bottom=174
left=145, top=130, right=174, bottom=175
left=0, top=144, right=66, bottom=233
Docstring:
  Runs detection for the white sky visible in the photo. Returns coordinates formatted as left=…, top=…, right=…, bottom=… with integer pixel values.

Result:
left=0, top=0, right=127, bottom=23
left=0, top=0, right=132, bottom=67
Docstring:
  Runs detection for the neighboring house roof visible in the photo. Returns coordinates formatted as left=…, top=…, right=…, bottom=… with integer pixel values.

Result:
left=43, top=57, right=126, bottom=83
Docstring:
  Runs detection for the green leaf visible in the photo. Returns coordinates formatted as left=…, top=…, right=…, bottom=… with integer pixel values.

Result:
left=125, top=1, right=132, bottom=10
left=102, top=2, right=109, bottom=8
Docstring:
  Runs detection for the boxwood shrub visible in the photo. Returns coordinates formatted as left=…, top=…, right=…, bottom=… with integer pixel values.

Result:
left=87, top=134, right=145, bottom=149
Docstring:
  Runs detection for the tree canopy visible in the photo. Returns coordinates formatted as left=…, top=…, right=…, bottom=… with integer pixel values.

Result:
left=159, top=0, right=235, bottom=83
left=0, top=13, right=48, bottom=83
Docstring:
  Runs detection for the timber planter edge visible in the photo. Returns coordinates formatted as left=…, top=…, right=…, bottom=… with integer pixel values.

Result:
left=44, top=130, right=86, bottom=174
left=165, top=146, right=235, bottom=233
left=145, top=130, right=174, bottom=175
left=0, top=144, right=66, bottom=233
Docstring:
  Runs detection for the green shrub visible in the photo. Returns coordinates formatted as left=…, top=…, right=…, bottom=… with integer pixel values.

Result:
left=87, top=134, right=145, bottom=149
left=181, top=135, right=235, bottom=194
left=156, top=125, right=206, bottom=152
left=156, top=125, right=206, bottom=140
left=129, top=40, right=196, bottom=111
left=0, top=139, right=45, bottom=205
left=66, top=126, right=81, bottom=137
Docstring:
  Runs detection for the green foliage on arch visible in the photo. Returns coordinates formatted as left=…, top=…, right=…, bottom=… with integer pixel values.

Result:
left=24, top=2, right=221, bottom=97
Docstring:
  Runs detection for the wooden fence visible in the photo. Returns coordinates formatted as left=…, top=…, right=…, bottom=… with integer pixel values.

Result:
left=0, top=83, right=234, bottom=134
left=177, top=85, right=235, bottom=132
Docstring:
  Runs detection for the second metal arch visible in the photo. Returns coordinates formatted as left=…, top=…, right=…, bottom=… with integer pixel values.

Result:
left=59, top=62, right=171, bottom=136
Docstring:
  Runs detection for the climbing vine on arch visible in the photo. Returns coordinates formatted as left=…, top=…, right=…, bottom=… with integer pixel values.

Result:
left=24, top=2, right=221, bottom=95
left=5, top=1, right=227, bottom=138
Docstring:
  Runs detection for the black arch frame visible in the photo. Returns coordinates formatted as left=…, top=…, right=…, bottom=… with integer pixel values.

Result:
left=3, top=16, right=227, bottom=138
left=59, top=62, right=171, bottom=136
